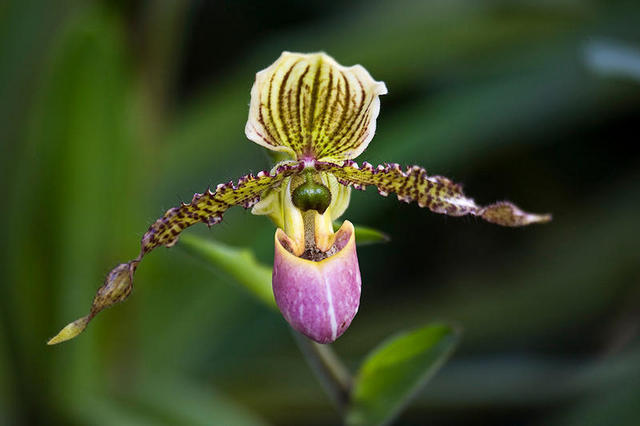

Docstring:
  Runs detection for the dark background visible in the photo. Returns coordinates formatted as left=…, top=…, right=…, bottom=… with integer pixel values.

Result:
left=1, top=0, right=639, bottom=424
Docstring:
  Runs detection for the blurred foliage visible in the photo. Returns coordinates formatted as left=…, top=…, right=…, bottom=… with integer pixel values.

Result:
left=346, top=324, right=459, bottom=426
left=1, top=0, right=640, bottom=425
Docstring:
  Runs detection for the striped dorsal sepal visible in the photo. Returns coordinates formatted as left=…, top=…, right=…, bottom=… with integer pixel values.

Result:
left=245, top=52, right=387, bottom=162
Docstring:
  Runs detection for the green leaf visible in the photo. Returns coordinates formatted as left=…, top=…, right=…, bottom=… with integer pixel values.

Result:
left=346, top=323, right=460, bottom=426
left=178, top=233, right=276, bottom=309
left=334, top=222, right=390, bottom=246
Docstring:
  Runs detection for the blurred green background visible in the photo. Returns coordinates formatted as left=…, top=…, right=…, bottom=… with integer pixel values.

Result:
left=2, top=0, right=640, bottom=424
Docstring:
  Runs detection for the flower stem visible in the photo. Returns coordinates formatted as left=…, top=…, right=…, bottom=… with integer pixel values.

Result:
left=291, top=329, right=353, bottom=412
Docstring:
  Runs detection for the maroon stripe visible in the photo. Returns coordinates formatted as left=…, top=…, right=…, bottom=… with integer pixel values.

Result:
left=327, top=76, right=365, bottom=156
left=305, top=58, right=323, bottom=154
left=279, top=59, right=302, bottom=147
left=315, top=66, right=335, bottom=156
left=265, top=69, right=284, bottom=145
left=295, top=64, right=311, bottom=154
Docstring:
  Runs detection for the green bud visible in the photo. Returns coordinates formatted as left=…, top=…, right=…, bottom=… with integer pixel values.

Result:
left=292, top=171, right=332, bottom=214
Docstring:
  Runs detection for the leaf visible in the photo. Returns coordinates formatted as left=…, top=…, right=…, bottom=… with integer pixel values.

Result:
left=346, top=323, right=460, bottom=426
left=178, top=233, right=276, bottom=309
left=334, top=222, right=390, bottom=246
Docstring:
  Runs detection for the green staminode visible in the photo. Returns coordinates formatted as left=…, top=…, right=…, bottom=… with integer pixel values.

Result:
left=292, top=170, right=332, bottom=214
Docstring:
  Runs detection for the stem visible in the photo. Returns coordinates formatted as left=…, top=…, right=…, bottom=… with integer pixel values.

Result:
left=291, top=329, right=353, bottom=412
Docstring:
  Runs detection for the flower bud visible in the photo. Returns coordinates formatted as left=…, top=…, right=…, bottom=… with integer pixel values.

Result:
left=273, top=221, right=361, bottom=343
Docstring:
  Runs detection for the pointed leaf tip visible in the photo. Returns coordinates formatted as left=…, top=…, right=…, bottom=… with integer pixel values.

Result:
left=47, top=315, right=90, bottom=345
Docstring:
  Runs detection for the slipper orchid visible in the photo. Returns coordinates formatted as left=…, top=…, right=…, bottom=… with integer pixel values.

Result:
left=48, top=52, right=550, bottom=345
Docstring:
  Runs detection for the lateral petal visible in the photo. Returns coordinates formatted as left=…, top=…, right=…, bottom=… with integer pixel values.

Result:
left=48, top=161, right=303, bottom=344
left=316, top=161, right=551, bottom=226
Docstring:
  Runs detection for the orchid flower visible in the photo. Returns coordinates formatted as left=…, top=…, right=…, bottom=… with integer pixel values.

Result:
left=48, top=52, right=550, bottom=346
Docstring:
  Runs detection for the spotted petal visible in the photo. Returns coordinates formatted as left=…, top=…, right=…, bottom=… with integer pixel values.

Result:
left=47, top=162, right=303, bottom=344
left=245, top=52, right=387, bottom=162
left=315, top=161, right=551, bottom=226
